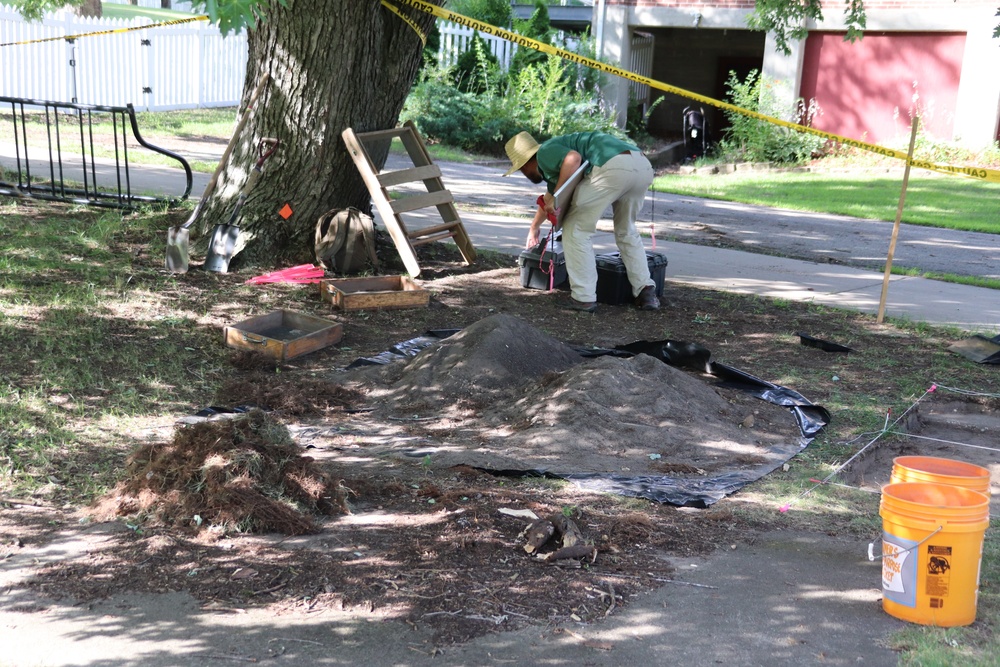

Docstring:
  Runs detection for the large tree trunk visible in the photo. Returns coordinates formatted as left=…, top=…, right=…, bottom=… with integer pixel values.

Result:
left=196, top=0, right=435, bottom=269
left=75, top=0, right=102, bottom=18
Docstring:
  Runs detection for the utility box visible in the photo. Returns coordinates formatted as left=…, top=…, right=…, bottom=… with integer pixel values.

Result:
left=518, top=238, right=569, bottom=291
left=595, top=251, right=668, bottom=305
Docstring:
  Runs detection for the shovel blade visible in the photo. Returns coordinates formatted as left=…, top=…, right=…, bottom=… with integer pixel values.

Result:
left=165, top=226, right=191, bottom=273
left=204, top=224, right=240, bottom=273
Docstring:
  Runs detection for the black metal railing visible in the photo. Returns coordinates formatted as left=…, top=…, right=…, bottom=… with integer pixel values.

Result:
left=0, top=96, right=192, bottom=210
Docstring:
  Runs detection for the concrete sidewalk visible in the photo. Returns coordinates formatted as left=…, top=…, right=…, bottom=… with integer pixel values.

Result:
left=0, top=526, right=904, bottom=667
left=395, top=203, right=1000, bottom=332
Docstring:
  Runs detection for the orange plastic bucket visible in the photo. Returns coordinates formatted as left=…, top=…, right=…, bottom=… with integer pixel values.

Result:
left=890, top=456, right=991, bottom=496
left=880, top=482, right=990, bottom=626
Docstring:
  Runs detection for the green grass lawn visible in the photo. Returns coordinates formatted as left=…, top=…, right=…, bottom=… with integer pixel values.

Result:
left=653, top=171, right=1000, bottom=235
left=101, top=4, right=200, bottom=21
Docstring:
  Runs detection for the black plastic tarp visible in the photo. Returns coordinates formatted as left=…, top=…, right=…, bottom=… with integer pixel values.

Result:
left=345, top=333, right=829, bottom=507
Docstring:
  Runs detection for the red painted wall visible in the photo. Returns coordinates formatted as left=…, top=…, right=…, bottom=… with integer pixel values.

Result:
left=798, top=32, right=965, bottom=144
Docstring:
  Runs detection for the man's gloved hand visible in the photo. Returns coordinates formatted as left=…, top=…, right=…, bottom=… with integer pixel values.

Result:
left=536, top=194, right=558, bottom=224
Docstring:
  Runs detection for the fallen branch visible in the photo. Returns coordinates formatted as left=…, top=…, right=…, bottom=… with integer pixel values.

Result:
left=0, top=497, right=50, bottom=508
left=249, top=581, right=287, bottom=597
left=604, top=583, right=617, bottom=617
left=651, top=578, right=717, bottom=589
left=202, top=655, right=257, bottom=663
left=603, top=572, right=718, bottom=589
left=267, top=638, right=324, bottom=647
left=542, top=543, right=597, bottom=563
left=522, top=517, right=555, bottom=554
left=421, top=610, right=463, bottom=618
left=521, top=512, right=598, bottom=563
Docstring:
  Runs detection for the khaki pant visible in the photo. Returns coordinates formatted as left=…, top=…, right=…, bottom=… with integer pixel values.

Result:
left=562, top=150, right=655, bottom=303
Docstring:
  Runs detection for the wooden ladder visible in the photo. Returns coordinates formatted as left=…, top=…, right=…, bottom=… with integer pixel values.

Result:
left=342, top=121, right=477, bottom=277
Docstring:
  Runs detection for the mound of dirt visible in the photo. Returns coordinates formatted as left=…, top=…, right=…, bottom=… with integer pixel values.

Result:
left=384, top=313, right=584, bottom=405
left=92, top=411, right=346, bottom=535
left=356, top=314, right=805, bottom=488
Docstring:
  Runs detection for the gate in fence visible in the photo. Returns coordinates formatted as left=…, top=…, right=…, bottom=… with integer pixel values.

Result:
left=0, top=96, right=192, bottom=209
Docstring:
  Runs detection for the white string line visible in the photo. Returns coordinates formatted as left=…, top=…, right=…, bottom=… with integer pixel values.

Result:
left=779, top=381, right=999, bottom=511
left=932, top=383, right=1000, bottom=398
left=889, top=431, right=1000, bottom=454
left=779, top=386, right=934, bottom=512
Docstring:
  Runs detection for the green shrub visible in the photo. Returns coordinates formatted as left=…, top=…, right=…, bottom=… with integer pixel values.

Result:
left=452, top=34, right=503, bottom=94
left=404, top=50, right=620, bottom=157
left=403, top=5, right=622, bottom=157
left=507, top=1, right=553, bottom=83
left=718, top=69, right=825, bottom=165
left=445, top=0, right=511, bottom=28
left=404, top=77, right=488, bottom=153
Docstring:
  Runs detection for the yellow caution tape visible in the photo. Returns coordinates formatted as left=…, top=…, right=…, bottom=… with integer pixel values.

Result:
left=0, top=15, right=210, bottom=47
left=386, top=0, right=999, bottom=184
left=380, top=0, right=427, bottom=46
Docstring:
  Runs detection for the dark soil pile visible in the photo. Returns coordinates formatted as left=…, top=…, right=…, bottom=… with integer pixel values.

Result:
left=383, top=313, right=584, bottom=406
left=363, top=314, right=802, bottom=479
left=91, top=411, right=346, bottom=534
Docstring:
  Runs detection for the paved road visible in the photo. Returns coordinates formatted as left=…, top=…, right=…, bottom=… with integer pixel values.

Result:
left=389, top=156, right=1000, bottom=281
left=387, top=156, right=1000, bottom=332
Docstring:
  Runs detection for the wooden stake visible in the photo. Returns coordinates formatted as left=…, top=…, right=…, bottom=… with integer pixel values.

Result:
left=877, top=117, right=919, bottom=323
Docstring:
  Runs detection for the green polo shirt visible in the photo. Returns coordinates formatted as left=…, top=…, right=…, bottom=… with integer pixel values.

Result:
left=535, top=132, right=639, bottom=192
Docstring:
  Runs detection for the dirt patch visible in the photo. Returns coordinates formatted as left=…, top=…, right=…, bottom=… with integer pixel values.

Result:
left=840, top=393, right=1000, bottom=498
left=15, top=477, right=751, bottom=645
left=5, top=232, right=997, bottom=649
left=216, top=372, right=365, bottom=418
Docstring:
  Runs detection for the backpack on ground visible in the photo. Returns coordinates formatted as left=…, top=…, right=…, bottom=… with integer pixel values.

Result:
left=314, top=207, right=379, bottom=274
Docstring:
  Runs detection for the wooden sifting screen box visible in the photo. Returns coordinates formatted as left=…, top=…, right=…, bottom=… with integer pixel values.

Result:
left=224, top=310, right=343, bottom=361
left=319, top=275, right=429, bottom=311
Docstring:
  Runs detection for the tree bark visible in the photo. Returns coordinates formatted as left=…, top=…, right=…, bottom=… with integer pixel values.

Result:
left=196, top=0, right=436, bottom=269
left=75, top=0, right=102, bottom=18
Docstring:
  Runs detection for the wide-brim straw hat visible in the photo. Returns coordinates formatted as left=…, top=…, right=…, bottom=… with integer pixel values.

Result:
left=503, top=131, right=540, bottom=176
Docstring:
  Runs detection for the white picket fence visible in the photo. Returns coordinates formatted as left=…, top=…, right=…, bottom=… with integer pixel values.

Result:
left=2, top=6, right=649, bottom=111
left=436, top=22, right=589, bottom=70
left=0, top=4, right=246, bottom=110
left=103, top=0, right=196, bottom=9
left=437, top=21, right=519, bottom=70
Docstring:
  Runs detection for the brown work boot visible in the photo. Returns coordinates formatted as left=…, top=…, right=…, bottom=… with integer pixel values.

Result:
left=561, top=296, right=598, bottom=313
left=636, top=285, right=660, bottom=311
